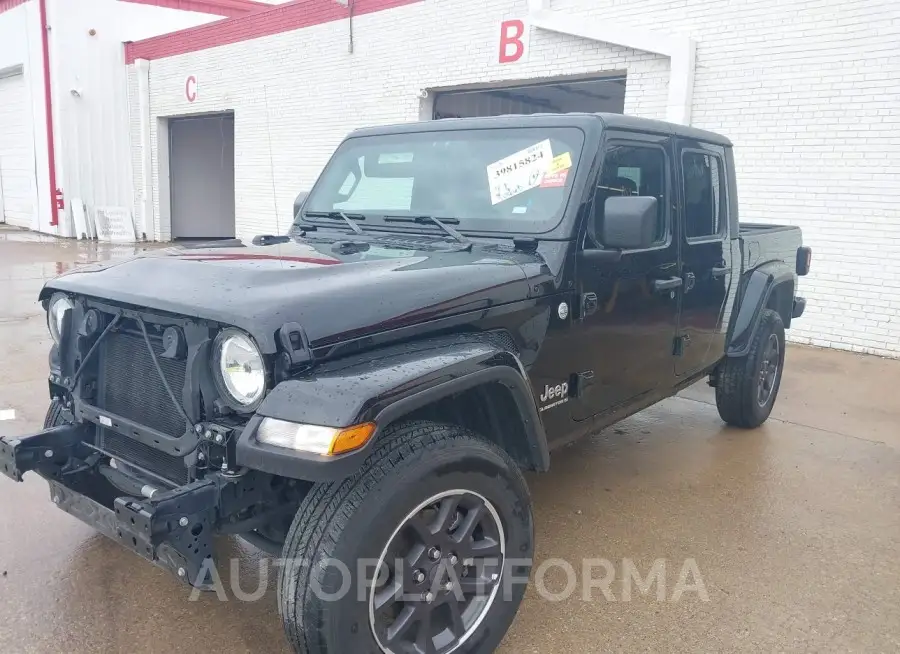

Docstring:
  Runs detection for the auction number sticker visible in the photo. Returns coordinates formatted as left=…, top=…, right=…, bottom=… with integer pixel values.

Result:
left=487, top=140, right=554, bottom=205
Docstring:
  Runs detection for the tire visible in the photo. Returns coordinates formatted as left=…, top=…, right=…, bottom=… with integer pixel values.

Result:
left=44, top=399, right=66, bottom=428
left=279, top=420, right=534, bottom=654
left=716, top=308, right=786, bottom=428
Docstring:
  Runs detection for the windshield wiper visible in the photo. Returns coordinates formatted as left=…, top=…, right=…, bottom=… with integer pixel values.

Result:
left=303, top=210, right=365, bottom=234
left=383, top=215, right=472, bottom=250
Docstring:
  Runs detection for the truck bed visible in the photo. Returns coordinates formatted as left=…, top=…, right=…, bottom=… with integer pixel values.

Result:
left=738, top=222, right=802, bottom=275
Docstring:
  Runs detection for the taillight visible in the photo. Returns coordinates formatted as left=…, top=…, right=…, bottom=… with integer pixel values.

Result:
left=796, top=246, right=812, bottom=276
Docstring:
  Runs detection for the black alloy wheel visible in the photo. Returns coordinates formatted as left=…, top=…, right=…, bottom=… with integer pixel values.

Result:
left=757, top=333, right=780, bottom=407
left=370, top=490, right=506, bottom=654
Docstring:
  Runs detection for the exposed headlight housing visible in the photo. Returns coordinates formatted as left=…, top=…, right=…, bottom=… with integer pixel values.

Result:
left=213, top=329, right=266, bottom=410
left=47, top=293, right=75, bottom=344
left=256, top=418, right=376, bottom=455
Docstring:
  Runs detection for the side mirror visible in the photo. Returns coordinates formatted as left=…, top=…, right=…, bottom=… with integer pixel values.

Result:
left=293, top=191, right=309, bottom=220
left=601, top=196, right=658, bottom=250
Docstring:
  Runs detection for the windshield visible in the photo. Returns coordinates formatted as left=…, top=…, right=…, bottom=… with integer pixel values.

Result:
left=302, top=127, right=585, bottom=234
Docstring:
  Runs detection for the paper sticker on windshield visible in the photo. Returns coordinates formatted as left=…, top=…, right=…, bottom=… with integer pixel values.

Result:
left=487, top=140, right=553, bottom=205
left=548, top=152, right=572, bottom=174
left=540, top=169, right=569, bottom=188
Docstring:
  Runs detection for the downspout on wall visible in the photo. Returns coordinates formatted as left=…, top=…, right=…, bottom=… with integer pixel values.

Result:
left=38, top=0, right=58, bottom=226
left=135, top=58, right=153, bottom=240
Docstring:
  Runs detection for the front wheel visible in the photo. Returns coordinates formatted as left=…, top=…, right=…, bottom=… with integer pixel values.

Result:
left=279, top=421, right=534, bottom=654
left=44, top=399, right=67, bottom=428
left=715, top=308, right=786, bottom=428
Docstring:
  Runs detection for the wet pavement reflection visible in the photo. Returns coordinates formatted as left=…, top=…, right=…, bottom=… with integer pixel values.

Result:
left=0, top=226, right=898, bottom=652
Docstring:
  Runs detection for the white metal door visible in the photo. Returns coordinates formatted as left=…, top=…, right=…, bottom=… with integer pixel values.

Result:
left=0, top=73, right=36, bottom=228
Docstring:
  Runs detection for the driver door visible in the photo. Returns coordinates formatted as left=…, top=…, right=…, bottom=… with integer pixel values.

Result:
left=571, top=133, right=681, bottom=421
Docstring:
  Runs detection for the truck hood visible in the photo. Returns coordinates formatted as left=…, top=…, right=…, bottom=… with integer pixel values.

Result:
left=43, top=237, right=540, bottom=352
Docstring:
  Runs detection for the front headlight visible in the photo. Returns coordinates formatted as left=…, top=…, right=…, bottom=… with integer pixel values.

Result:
left=214, top=329, right=266, bottom=409
left=47, top=293, right=74, bottom=344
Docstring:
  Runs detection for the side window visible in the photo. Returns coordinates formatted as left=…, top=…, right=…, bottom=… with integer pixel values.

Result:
left=682, top=151, right=725, bottom=240
left=592, top=144, right=668, bottom=247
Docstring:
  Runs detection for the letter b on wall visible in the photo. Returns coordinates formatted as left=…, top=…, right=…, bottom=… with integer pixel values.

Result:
left=499, top=19, right=528, bottom=64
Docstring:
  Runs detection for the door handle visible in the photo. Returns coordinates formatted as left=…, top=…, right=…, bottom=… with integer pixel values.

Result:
left=711, top=265, right=730, bottom=278
left=652, top=276, right=683, bottom=293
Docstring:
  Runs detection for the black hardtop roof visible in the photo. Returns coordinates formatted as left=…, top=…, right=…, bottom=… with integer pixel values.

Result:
left=349, top=112, right=732, bottom=147
left=598, top=113, right=732, bottom=146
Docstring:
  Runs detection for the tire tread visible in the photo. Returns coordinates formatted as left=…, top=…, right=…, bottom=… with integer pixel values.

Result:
left=716, top=308, right=784, bottom=428
left=44, top=400, right=65, bottom=428
left=280, top=420, right=524, bottom=654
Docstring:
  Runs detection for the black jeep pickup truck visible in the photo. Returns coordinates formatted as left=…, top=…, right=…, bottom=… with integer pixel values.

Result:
left=1, top=113, right=809, bottom=654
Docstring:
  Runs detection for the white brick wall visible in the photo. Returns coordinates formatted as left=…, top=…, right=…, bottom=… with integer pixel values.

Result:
left=128, top=0, right=900, bottom=357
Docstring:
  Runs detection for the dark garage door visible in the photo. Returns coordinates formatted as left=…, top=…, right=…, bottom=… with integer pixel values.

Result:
left=169, top=113, right=236, bottom=240
left=433, top=76, right=626, bottom=119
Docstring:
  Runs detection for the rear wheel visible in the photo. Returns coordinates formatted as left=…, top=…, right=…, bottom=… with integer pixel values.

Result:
left=278, top=421, right=533, bottom=654
left=716, top=308, right=786, bottom=428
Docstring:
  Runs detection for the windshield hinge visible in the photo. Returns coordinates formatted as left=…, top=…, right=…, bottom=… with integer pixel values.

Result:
left=513, top=237, right=539, bottom=253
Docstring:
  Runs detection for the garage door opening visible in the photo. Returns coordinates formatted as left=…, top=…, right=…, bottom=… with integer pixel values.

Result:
left=0, top=68, right=36, bottom=229
left=168, top=113, right=235, bottom=240
left=433, top=76, right=626, bottom=119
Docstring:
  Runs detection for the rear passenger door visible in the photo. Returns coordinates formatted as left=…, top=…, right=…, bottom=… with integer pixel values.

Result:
left=675, top=141, right=733, bottom=376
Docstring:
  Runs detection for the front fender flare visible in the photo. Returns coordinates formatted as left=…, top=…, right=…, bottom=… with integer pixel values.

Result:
left=235, top=337, right=549, bottom=482
left=727, top=263, right=795, bottom=357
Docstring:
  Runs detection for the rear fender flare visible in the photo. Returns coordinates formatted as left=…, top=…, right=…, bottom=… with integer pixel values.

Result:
left=726, top=263, right=795, bottom=358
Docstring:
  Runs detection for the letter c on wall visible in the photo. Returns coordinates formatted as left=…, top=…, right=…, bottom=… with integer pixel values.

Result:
left=185, top=75, right=197, bottom=103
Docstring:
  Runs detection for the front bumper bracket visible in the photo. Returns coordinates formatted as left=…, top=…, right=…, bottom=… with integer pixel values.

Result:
left=0, top=424, right=84, bottom=482
left=1, top=425, right=217, bottom=589
left=48, top=479, right=218, bottom=588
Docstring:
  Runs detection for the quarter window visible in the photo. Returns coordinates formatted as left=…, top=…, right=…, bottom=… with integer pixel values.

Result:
left=682, top=152, right=725, bottom=240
